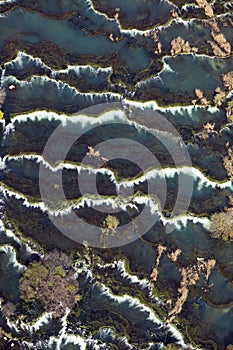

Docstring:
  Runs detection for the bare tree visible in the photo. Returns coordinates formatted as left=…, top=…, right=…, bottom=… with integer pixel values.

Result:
left=19, top=250, right=80, bottom=318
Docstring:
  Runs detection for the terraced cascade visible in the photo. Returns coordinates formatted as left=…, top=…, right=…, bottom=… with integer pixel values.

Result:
left=0, top=0, right=233, bottom=349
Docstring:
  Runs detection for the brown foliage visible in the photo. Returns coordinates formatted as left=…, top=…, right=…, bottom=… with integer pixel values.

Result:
left=1, top=301, right=16, bottom=319
left=226, top=103, right=233, bottom=122
left=43, top=249, right=72, bottom=268
left=207, top=20, right=231, bottom=57
left=0, top=88, right=6, bottom=107
left=150, top=244, right=166, bottom=282
left=205, top=259, right=216, bottom=281
left=196, top=122, right=215, bottom=140
left=167, top=266, right=199, bottom=323
left=194, top=89, right=209, bottom=105
left=223, top=145, right=233, bottom=180
left=213, top=87, right=226, bottom=106
left=166, top=257, right=215, bottom=323
left=167, top=249, right=181, bottom=262
left=223, top=71, right=233, bottom=91
left=210, top=196, right=233, bottom=241
left=170, top=36, right=198, bottom=56
left=210, top=210, right=233, bottom=240
left=196, top=0, right=214, bottom=17
left=19, top=250, right=80, bottom=317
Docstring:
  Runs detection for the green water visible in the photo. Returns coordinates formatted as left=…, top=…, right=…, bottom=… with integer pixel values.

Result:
left=0, top=1, right=233, bottom=349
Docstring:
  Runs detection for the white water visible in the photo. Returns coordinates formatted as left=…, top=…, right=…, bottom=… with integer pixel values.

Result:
left=48, top=334, right=87, bottom=350
left=97, top=282, right=192, bottom=348
left=98, top=282, right=162, bottom=325
left=0, top=244, right=25, bottom=272
left=2, top=75, right=122, bottom=102
left=4, top=51, right=113, bottom=80
left=5, top=153, right=232, bottom=190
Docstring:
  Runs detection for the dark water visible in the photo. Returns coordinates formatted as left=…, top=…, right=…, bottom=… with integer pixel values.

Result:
left=0, top=0, right=233, bottom=349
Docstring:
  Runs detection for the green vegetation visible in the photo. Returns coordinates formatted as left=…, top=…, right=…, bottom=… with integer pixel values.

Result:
left=104, top=215, right=120, bottom=231
left=19, top=250, right=80, bottom=317
left=163, top=345, right=185, bottom=350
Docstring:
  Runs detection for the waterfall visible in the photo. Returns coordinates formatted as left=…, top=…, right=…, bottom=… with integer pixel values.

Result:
left=0, top=65, right=6, bottom=85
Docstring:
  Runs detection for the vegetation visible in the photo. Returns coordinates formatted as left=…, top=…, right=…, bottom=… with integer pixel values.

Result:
left=170, top=36, right=198, bottom=56
left=0, top=327, right=19, bottom=350
left=103, top=215, right=119, bottom=231
left=150, top=244, right=166, bottom=282
left=226, top=101, right=233, bottom=122
left=210, top=210, right=233, bottom=240
left=0, top=88, right=6, bottom=108
left=1, top=301, right=16, bottom=319
left=19, top=250, right=80, bottom=317
left=167, top=259, right=215, bottom=323
left=213, top=87, right=226, bottom=106
left=196, top=0, right=213, bottom=17
left=207, top=20, right=231, bottom=57
left=164, top=345, right=186, bottom=350
left=195, top=122, right=215, bottom=140
left=192, top=88, right=209, bottom=105
left=223, top=71, right=233, bottom=91
left=210, top=196, right=233, bottom=241
left=223, top=144, right=233, bottom=180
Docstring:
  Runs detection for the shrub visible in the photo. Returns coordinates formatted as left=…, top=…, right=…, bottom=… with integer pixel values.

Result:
left=1, top=301, right=16, bottom=319
left=223, top=147, right=233, bottom=180
left=210, top=210, right=233, bottom=240
left=104, top=215, right=119, bottom=231
left=19, top=250, right=79, bottom=317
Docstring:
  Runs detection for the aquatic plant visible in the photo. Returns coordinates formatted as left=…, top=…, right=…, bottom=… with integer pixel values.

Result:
left=19, top=250, right=80, bottom=317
